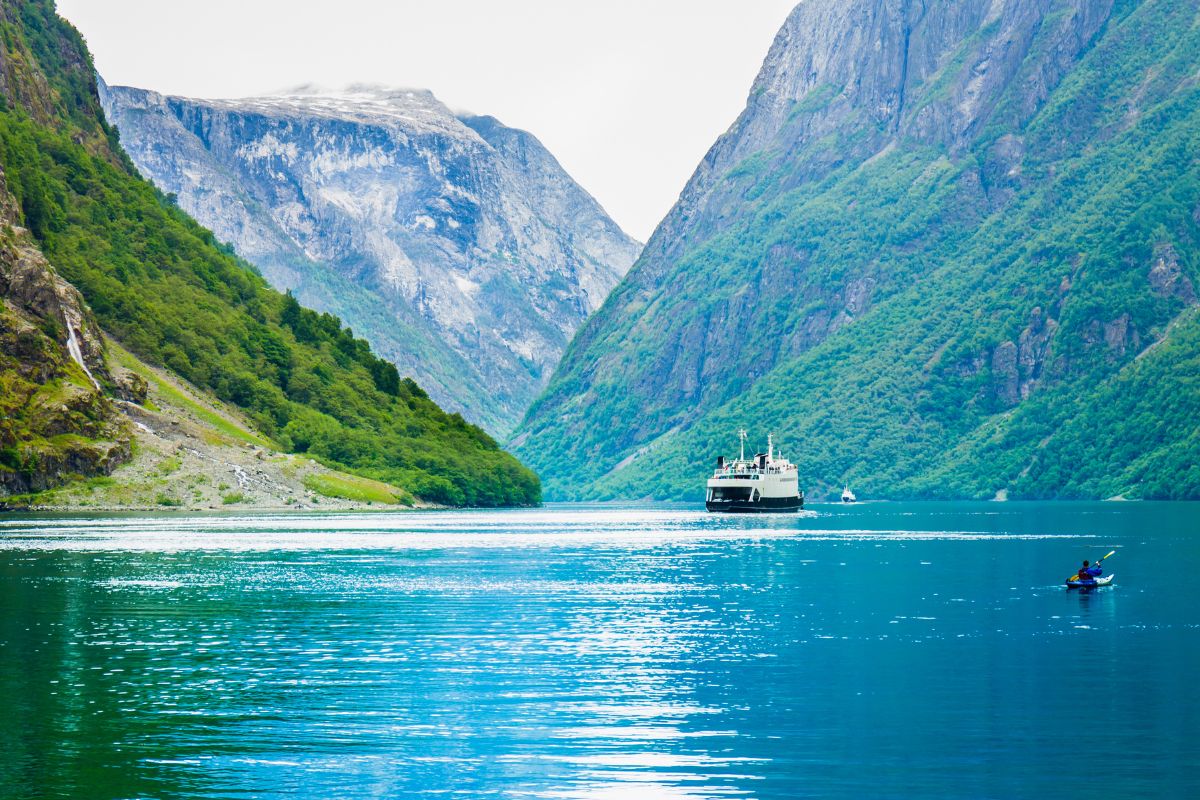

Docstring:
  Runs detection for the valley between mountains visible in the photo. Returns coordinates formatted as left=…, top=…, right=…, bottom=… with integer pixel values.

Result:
left=3, top=0, right=1199, bottom=509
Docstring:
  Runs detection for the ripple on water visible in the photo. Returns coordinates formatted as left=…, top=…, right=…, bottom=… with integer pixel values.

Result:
left=0, top=503, right=1196, bottom=799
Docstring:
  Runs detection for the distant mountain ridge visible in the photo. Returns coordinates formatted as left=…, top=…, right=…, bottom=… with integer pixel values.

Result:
left=515, top=0, right=1200, bottom=501
left=100, top=82, right=640, bottom=434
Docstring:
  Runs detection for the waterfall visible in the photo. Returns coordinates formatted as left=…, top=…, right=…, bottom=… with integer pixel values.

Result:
left=65, top=321, right=101, bottom=391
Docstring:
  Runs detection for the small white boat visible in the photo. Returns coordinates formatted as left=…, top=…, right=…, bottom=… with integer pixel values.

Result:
left=841, top=486, right=857, bottom=503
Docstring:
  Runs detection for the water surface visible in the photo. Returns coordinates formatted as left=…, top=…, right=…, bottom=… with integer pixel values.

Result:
left=1, top=502, right=1197, bottom=798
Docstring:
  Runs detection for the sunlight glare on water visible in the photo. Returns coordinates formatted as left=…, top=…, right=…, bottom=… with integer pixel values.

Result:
left=0, top=502, right=1197, bottom=799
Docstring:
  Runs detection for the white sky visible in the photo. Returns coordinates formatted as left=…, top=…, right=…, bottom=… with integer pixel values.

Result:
left=55, top=0, right=796, bottom=241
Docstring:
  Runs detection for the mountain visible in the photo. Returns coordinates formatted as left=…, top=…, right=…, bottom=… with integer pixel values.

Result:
left=0, top=0, right=538, bottom=507
left=514, top=0, right=1200, bottom=501
left=99, top=82, right=640, bottom=435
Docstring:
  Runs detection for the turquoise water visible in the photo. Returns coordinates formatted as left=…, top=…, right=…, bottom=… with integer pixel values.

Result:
left=0, top=502, right=1197, bottom=798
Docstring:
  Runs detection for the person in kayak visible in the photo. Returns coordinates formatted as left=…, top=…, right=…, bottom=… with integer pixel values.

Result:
left=1076, top=560, right=1103, bottom=583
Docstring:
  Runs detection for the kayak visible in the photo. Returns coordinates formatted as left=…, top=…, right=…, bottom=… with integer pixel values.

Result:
left=1066, top=574, right=1114, bottom=589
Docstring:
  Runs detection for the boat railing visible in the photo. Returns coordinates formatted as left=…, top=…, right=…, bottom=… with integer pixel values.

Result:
left=712, top=464, right=797, bottom=478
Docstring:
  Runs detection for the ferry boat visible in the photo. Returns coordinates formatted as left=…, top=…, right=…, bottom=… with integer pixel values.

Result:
left=705, top=430, right=803, bottom=513
left=841, top=486, right=857, bottom=503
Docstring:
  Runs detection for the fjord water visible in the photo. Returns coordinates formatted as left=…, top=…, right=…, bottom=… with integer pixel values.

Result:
left=1, top=503, right=1197, bottom=799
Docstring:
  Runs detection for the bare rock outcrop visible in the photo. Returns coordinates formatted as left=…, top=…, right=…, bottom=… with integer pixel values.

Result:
left=1148, top=243, right=1197, bottom=304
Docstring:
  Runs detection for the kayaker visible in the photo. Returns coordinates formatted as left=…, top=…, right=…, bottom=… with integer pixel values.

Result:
left=1076, top=560, right=1103, bottom=583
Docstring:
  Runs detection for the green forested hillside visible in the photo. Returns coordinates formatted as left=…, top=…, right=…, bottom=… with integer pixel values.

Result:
left=0, top=0, right=538, bottom=506
left=514, top=0, right=1200, bottom=501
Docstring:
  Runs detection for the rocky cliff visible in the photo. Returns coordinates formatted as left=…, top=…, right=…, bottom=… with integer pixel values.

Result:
left=0, top=0, right=133, bottom=496
left=638, top=0, right=1114, bottom=276
left=515, top=0, right=1200, bottom=501
left=0, top=164, right=130, bottom=496
left=100, top=83, right=640, bottom=434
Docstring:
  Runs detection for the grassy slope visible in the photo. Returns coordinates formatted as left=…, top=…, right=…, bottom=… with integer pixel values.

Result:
left=106, top=340, right=270, bottom=448
left=26, top=338, right=419, bottom=510
left=0, top=1, right=538, bottom=506
left=518, top=0, right=1200, bottom=501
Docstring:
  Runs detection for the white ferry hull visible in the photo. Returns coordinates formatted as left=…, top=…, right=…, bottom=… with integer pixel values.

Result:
left=705, top=495, right=803, bottom=513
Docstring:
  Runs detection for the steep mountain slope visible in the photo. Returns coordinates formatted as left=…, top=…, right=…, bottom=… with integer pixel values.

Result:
left=514, top=0, right=1200, bottom=501
left=0, top=0, right=538, bottom=506
left=100, top=83, right=640, bottom=434
left=0, top=163, right=130, bottom=495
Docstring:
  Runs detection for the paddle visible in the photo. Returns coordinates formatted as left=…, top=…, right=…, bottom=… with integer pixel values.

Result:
left=1067, top=550, right=1116, bottom=582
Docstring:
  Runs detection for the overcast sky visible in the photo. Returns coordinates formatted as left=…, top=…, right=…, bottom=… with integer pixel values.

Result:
left=56, top=0, right=796, bottom=241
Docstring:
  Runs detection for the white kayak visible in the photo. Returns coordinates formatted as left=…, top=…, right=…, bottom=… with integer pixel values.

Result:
left=1066, top=574, right=1114, bottom=589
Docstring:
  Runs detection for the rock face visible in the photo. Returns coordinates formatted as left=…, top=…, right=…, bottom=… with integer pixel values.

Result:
left=100, top=83, right=640, bottom=434
left=0, top=166, right=130, bottom=496
left=636, top=0, right=1113, bottom=282
left=515, top=0, right=1200, bottom=501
